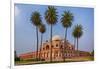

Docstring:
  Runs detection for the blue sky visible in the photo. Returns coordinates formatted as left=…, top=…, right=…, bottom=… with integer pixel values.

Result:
left=14, top=4, right=94, bottom=55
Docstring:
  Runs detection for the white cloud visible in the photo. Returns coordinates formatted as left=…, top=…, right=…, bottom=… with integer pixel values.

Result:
left=15, top=6, right=20, bottom=16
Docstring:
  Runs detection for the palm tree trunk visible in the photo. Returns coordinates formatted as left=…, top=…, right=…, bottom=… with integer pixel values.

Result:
left=36, top=27, right=39, bottom=60
left=77, top=38, right=78, bottom=51
left=50, top=24, right=52, bottom=62
left=74, top=38, right=76, bottom=50
left=63, top=28, right=67, bottom=61
left=39, top=33, right=43, bottom=60
left=77, top=38, right=78, bottom=56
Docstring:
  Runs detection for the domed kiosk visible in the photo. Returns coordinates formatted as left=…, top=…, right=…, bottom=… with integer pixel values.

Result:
left=52, top=35, right=62, bottom=41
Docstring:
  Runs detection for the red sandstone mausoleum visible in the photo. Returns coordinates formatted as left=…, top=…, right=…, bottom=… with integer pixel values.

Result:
left=19, top=35, right=91, bottom=61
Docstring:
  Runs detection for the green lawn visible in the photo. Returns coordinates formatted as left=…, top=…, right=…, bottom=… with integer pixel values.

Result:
left=15, top=56, right=94, bottom=65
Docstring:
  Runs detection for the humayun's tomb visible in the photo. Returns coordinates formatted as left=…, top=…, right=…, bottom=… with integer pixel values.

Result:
left=19, top=35, right=91, bottom=61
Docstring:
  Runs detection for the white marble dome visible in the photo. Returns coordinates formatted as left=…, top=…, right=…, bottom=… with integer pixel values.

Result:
left=52, top=35, right=62, bottom=41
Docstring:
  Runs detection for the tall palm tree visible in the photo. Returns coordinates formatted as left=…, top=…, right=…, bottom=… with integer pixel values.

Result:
left=39, top=24, right=46, bottom=60
left=30, top=11, right=42, bottom=59
left=45, top=6, right=58, bottom=62
left=73, top=24, right=83, bottom=54
left=61, top=11, right=74, bottom=61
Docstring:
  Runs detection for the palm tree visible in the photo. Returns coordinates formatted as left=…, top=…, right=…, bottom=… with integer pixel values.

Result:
left=61, top=11, right=74, bottom=61
left=39, top=24, right=46, bottom=60
left=30, top=11, right=42, bottom=59
left=73, top=24, right=83, bottom=55
left=45, top=6, right=58, bottom=62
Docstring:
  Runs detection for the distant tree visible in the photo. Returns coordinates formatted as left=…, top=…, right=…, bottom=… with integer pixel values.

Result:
left=14, top=51, right=17, bottom=58
left=91, top=50, right=94, bottom=56
left=14, top=51, right=20, bottom=61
